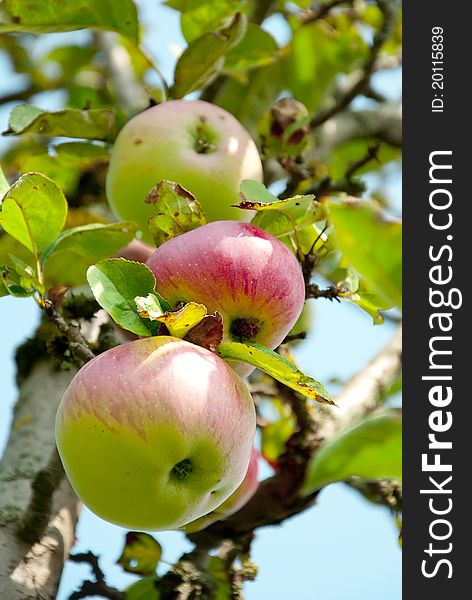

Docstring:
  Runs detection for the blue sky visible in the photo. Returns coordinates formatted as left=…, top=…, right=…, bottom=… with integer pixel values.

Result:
left=0, top=2, right=402, bottom=598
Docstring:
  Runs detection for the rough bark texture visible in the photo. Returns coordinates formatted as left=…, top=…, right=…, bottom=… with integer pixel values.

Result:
left=0, top=363, right=80, bottom=599
left=189, top=325, right=403, bottom=548
left=0, top=314, right=107, bottom=598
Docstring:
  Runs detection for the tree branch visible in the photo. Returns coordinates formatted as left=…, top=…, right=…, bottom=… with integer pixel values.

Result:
left=0, top=315, right=106, bottom=599
left=68, top=552, right=124, bottom=600
left=315, top=103, right=402, bottom=151
left=44, top=299, right=96, bottom=365
left=309, top=0, right=400, bottom=130
left=188, top=324, right=402, bottom=548
left=300, top=0, right=353, bottom=25
left=95, top=32, right=149, bottom=114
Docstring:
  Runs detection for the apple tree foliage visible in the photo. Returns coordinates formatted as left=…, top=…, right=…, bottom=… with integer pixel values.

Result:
left=0, top=0, right=402, bottom=598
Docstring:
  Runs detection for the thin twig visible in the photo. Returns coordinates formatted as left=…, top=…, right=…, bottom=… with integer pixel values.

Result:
left=306, top=283, right=344, bottom=301
left=44, top=299, right=96, bottom=364
left=345, top=142, right=381, bottom=179
left=309, top=0, right=400, bottom=130
left=69, top=552, right=124, bottom=600
left=301, top=0, right=353, bottom=25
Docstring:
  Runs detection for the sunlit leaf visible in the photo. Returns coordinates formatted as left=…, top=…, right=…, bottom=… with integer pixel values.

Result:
left=166, top=0, right=248, bottom=42
left=117, top=531, right=162, bottom=576
left=87, top=258, right=157, bottom=336
left=156, top=302, right=208, bottom=338
left=286, top=16, right=368, bottom=112
left=146, top=180, right=206, bottom=247
left=0, top=164, right=9, bottom=197
left=1, top=172, right=67, bottom=256
left=5, top=105, right=118, bottom=142
left=0, top=0, right=139, bottom=41
left=328, top=200, right=402, bottom=308
left=125, top=577, right=160, bottom=600
left=302, top=413, right=402, bottom=496
left=41, top=221, right=136, bottom=287
left=218, top=342, right=332, bottom=404
left=223, top=24, right=279, bottom=73
left=172, top=12, right=247, bottom=98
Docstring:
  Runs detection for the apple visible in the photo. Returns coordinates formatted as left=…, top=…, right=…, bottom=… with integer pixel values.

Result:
left=114, top=238, right=154, bottom=263
left=106, top=100, right=263, bottom=243
left=55, top=336, right=256, bottom=531
left=146, top=221, right=306, bottom=376
left=184, top=447, right=259, bottom=532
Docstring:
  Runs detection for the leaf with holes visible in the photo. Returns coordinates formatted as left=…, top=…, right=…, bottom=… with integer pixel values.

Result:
left=146, top=180, right=206, bottom=247
left=117, top=531, right=162, bottom=576
left=0, top=0, right=139, bottom=41
left=87, top=259, right=157, bottom=336
left=218, top=342, right=332, bottom=405
left=301, top=413, right=402, bottom=496
left=5, top=105, right=118, bottom=142
left=172, top=12, right=247, bottom=98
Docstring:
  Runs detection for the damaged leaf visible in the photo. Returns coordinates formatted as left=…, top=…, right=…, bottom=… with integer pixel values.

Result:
left=117, top=531, right=162, bottom=576
left=146, top=180, right=206, bottom=246
left=184, top=312, right=224, bottom=351
left=218, top=341, right=332, bottom=404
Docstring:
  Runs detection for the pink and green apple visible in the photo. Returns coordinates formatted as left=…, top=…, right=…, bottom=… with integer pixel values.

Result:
left=55, top=336, right=256, bottom=531
left=106, top=100, right=263, bottom=243
left=114, top=238, right=154, bottom=263
left=184, top=447, right=259, bottom=532
left=146, top=221, right=306, bottom=376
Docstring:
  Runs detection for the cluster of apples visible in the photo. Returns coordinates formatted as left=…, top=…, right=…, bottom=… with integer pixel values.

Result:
left=55, top=101, right=306, bottom=531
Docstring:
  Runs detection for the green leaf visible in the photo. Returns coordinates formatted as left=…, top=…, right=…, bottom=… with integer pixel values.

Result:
left=54, top=141, right=109, bottom=165
left=0, top=0, right=139, bottom=41
left=7, top=254, right=44, bottom=293
left=207, top=556, right=233, bottom=599
left=261, top=399, right=296, bottom=467
left=1, top=264, right=36, bottom=297
left=117, top=531, right=162, bottom=576
left=239, top=181, right=326, bottom=256
left=328, top=200, right=402, bottom=309
left=40, top=221, right=136, bottom=287
left=172, top=12, right=247, bottom=98
left=218, top=342, right=332, bottom=405
left=125, top=577, right=160, bottom=600
left=350, top=279, right=392, bottom=325
left=0, top=164, right=9, bottom=197
left=301, top=413, right=402, bottom=496
left=86, top=259, right=157, bottom=336
left=325, top=138, right=401, bottom=180
left=217, top=61, right=283, bottom=137
left=223, top=24, right=279, bottom=74
left=239, top=179, right=279, bottom=205
left=5, top=105, right=117, bottom=142
left=156, top=302, right=208, bottom=338
left=1, top=172, right=67, bottom=256
left=286, top=16, right=368, bottom=112
left=166, top=0, right=248, bottom=43
left=146, top=180, right=207, bottom=247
